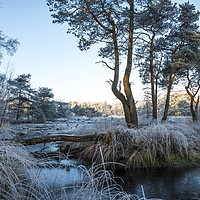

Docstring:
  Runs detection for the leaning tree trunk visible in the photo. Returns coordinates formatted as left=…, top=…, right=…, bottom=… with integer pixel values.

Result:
left=162, top=64, right=178, bottom=121
left=185, top=86, right=200, bottom=122
left=190, top=96, right=199, bottom=121
left=162, top=41, right=184, bottom=121
left=162, top=86, right=171, bottom=121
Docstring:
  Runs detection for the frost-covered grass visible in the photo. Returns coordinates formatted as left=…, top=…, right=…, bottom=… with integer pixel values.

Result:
left=0, top=141, right=52, bottom=200
left=81, top=122, right=200, bottom=168
left=69, top=163, right=149, bottom=200
left=66, top=116, right=126, bottom=136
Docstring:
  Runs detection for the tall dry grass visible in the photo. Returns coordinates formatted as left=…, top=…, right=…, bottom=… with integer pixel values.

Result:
left=0, top=141, right=52, bottom=200
left=70, top=163, right=150, bottom=200
left=81, top=122, right=200, bottom=168
left=0, top=142, right=151, bottom=200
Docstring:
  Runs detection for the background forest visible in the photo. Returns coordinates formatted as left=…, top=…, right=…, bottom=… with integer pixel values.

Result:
left=0, top=71, right=194, bottom=126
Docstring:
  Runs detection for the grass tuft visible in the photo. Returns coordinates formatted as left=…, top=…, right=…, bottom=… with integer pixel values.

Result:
left=80, top=123, right=200, bottom=168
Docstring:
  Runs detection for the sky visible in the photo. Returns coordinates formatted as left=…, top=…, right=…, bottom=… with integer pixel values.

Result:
left=0, top=0, right=200, bottom=103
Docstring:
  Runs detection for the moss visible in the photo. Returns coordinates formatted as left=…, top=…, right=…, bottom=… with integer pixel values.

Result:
left=186, top=152, right=200, bottom=164
left=125, top=151, right=200, bottom=169
left=163, top=152, right=200, bottom=166
left=166, top=153, right=186, bottom=165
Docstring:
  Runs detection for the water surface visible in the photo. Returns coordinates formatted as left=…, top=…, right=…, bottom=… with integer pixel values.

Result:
left=116, top=166, right=200, bottom=200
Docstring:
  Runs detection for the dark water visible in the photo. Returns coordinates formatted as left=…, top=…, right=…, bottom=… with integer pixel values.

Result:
left=26, top=141, right=200, bottom=200
left=115, top=166, right=200, bottom=200
left=31, top=158, right=200, bottom=199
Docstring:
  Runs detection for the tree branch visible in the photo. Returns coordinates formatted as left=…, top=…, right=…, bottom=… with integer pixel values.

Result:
left=84, top=0, right=112, bottom=33
left=96, top=60, right=114, bottom=70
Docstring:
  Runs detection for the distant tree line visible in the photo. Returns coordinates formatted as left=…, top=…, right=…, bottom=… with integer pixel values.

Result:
left=0, top=72, right=72, bottom=126
left=0, top=71, right=125, bottom=126
left=138, top=92, right=191, bottom=119
left=0, top=70, right=195, bottom=126
left=68, top=101, right=124, bottom=117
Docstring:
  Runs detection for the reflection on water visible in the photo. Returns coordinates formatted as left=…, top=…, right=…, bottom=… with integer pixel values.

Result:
left=116, top=167, right=200, bottom=200
left=25, top=142, right=59, bottom=153
left=31, top=166, right=83, bottom=187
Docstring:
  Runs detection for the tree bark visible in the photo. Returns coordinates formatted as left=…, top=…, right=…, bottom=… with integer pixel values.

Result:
left=162, top=64, right=177, bottom=121
left=150, top=33, right=157, bottom=119
left=123, top=0, right=138, bottom=127
left=16, top=90, right=22, bottom=120
left=111, top=0, right=138, bottom=127
left=194, top=96, right=199, bottom=121
left=190, top=97, right=197, bottom=121
left=0, top=100, right=8, bottom=127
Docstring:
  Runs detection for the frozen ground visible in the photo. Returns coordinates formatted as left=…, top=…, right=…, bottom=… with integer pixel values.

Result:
left=7, top=116, right=126, bottom=138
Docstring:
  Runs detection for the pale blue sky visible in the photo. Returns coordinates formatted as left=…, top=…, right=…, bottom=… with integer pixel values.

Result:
left=0, top=0, right=199, bottom=103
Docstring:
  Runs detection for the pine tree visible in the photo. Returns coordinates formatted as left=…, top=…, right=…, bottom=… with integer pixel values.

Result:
left=7, top=74, right=36, bottom=120
left=135, top=0, right=176, bottom=120
left=47, top=0, right=149, bottom=126
left=36, top=87, right=56, bottom=121
left=161, top=2, right=200, bottom=120
left=0, top=31, right=19, bottom=63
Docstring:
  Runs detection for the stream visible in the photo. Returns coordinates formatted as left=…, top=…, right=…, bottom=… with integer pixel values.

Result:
left=26, top=142, right=200, bottom=200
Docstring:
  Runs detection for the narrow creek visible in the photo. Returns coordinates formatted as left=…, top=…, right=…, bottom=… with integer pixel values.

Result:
left=26, top=142, right=200, bottom=200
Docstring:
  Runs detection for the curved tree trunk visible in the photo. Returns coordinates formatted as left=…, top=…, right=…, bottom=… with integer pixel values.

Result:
left=123, top=0, right=138, bottom=127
